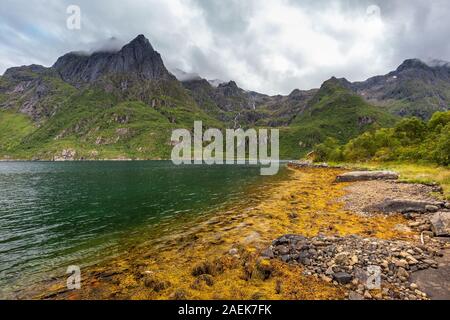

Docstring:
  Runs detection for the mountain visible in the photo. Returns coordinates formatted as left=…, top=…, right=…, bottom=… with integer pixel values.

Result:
left=278, top=77, right=398, bottom=158
left=0, top=35, right=221, bottom=160
left=0, top=35, right=446, bottom=160
left=349, top=58, right=450, bottom=119
left=181, top=78, right=317, bottom=128
left=53, top=34, right=175, bottom=85
left=208, top=79, right=225, bottom=87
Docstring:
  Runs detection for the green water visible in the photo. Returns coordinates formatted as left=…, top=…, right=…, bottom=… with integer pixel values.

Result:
left=0, top=161, right=287, bottom=297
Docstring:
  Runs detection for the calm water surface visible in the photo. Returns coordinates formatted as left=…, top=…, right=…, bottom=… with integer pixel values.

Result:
left=0, top=161, right=287, bottom=297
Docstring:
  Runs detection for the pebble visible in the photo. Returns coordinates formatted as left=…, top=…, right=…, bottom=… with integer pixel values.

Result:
left=266, top=234, right=445, bottom=300
left=364, top=291, right=372, bottom=299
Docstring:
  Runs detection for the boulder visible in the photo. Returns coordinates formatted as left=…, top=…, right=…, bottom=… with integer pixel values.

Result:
left=54, top=148, right=76, bottom=161
left=425, top=205, right=440, bottom=212
left=430, top=212, right=450, bottom=237
left=335, top=171, right=399, bottom=182
left=333, top=272, right=353, bottom=285
left=366, top=199, right=444, bottom=214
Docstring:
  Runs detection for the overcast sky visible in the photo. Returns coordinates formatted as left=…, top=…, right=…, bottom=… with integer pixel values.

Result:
left=1, top=0, right=449, bottom=95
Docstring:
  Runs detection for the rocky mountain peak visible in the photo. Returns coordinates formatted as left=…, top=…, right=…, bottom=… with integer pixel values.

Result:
left=217, top=81, right=241, bottom=96
left=52, top=34, right=174, bottom=84
left=396, top=59, right=430, bottom=72
left=125, top=34, right=154, bottom=51
left=289, top=88, right=302, bottom=96
left=3, top=64, right=49, bottom=82
left=320, top=77, right=351, bottom=91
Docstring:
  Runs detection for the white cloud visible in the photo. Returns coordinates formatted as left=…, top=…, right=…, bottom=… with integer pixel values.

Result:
left=0, top=0, right=449, bottom=94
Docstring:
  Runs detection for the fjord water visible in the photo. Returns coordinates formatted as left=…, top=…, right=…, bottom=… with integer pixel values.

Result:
left=0, top=161, right=286, bottom=297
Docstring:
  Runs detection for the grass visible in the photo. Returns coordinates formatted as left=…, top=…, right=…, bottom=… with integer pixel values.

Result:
left=0, top=110, right=36, bottom=152
left=333, top=161, right=450, bottom=200
left=2, top=81, right=224, bottom=160
left=0, top=71, right=402, bottom=161
left=278, top=79, right=398, bottom=159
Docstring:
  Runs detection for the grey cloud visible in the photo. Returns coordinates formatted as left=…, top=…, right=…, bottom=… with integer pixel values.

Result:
left=1, top=0, right=450, bottom=95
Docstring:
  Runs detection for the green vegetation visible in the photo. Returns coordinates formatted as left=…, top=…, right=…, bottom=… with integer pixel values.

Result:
left=314, top=111, right=450, bottom=166
left=279, top=79, right=398, bottom=159
left=1, top=71, right=399, bottom=161
left=1, top=78, right=223, bottom=160
left=0, top=110, right=36, bottom=152
left=377, top=79, right=450, bottom=119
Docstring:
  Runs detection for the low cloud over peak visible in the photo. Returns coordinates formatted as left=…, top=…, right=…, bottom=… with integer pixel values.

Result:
left=1, top=0, right=450, bottom=95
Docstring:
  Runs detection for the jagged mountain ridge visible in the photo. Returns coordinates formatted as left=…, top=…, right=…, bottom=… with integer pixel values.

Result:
left=180, top=59, right=450, bottom=125
left=0, top=34, right=448, bottom=160
left=53, top=34, right=176, bottom=85
left=347, top=59, right=450, bottom=119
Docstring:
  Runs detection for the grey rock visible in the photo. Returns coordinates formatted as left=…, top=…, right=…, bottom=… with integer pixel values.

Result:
left=53, top=34, right=175, bottom=84
left=425, top=205, right=439, bottom=213
left=367, top=199, right=444, bottom=214
left=335, top=171, right=399, bottom=182
left=272, top=234, right=306, bottom=246
left=3, top=64, right=48, bottom=82
left=333, top=272, right=353, bottom=285
left=274, top=245, right=290, bottom=255
left=430, top=211, right=450, bottom=237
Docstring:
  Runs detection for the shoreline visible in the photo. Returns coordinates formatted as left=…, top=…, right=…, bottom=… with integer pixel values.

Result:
left=16, top=166, right=448, bottom=300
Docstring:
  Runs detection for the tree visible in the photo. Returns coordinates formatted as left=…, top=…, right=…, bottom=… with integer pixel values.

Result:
left=434, top=124, right=450, bottom=166
left=393, top=117, right=426, bottom=144
left=428, top=111, right=450, bottom=132
left=314, top=137, right=342, bottom=161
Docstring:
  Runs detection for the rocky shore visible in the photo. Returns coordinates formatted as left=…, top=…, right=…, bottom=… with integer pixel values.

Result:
left=263, top=234, right=447, bottom=300
left=261, top=169, right=450, bottom=300
left=22, top=166, right=450, bottom=300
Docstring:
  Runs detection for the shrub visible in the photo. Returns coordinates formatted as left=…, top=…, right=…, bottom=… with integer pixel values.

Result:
left=315, top=111, right=450, bottom=167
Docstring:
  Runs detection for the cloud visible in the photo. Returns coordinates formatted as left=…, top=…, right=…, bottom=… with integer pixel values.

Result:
left=1, top=0, right=450, bottom=94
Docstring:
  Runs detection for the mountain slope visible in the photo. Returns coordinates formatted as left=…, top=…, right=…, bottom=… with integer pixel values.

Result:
left=182, top=78, right=317, bottom=128
left=279, top=78, right=399, bottom=159
left=0, top=35, right=222, bottom=160
left=350, top=59, right=450, bottom=119
left=2, top=35, right=443, bottom=161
